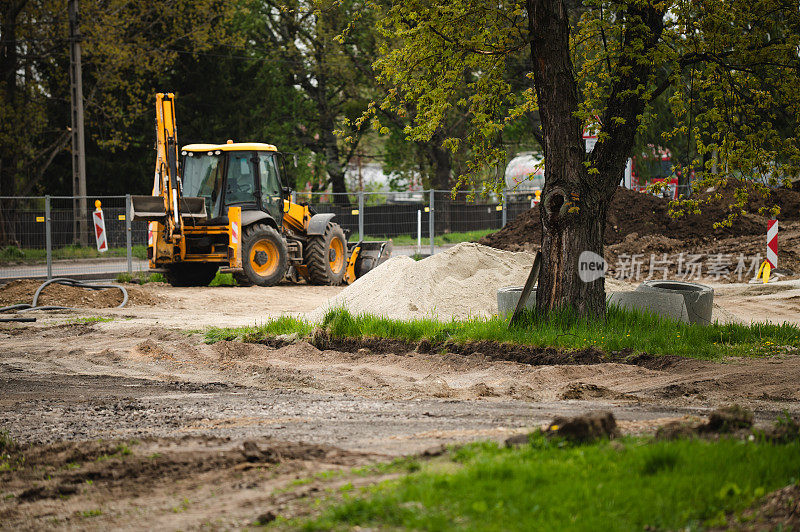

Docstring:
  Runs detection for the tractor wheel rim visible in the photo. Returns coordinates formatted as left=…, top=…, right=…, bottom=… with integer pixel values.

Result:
left=250, top=240, right=279, bottom=276
left=329, top=237, right=345, bottom=274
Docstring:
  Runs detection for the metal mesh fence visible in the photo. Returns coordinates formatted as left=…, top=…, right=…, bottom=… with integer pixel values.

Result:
left=1, top=197, right=46, bottom=251
left=0, top=195, right=148, bottom=280
left=1, top=190, right=536, bottom=280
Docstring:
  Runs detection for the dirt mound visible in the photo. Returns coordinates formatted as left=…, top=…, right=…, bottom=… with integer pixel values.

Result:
left=605, top=233, right=685, bottom=259
left=721, top=484, right=800, bottom=531
left=696, top=180, right=800, bottom=222
left=655, top=405, right=799, bottom=443
left=0, top=435, right=377, bottom=529
left=308, top=330, right=647, bottom=367
left=480, top=185, right=795, bottom=251
left=0, top=279, right=157, bottom=308
left=546, top=411, right=620, bottom=442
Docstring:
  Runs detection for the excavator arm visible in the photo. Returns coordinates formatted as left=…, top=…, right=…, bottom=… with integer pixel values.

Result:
left=132, top=93, right=210, bottom=268
left=154, top=92, right=183, bottom=242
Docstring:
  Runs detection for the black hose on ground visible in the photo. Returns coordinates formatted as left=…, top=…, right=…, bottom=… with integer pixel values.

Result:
left=0, top=277, right=128, bottom=314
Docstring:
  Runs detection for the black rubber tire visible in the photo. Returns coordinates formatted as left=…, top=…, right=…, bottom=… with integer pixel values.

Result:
left=164, top=263, right=220, bottom=287
left=241, top=223, right=288, bottom=287
left=304, top=222, right=347, bottom=285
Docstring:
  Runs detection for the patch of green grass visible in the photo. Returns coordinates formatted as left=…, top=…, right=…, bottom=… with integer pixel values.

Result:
left=66, top=316, right=114, bottom=325
left=96, top=443, right=132, bottom=462
left=0, top=246, right=25, bottom=260
left=0, top=245, right=147, bottom=264
left=79, top=509, right=102, bottom=518
left=115, top=271, right=165, bottom=284
left=208, top=271, right=237, bottom=287
left=116, top=443, right=132, bottom=456
left=206, top=306, right=800, bottom=360
left=295, top=436, right=800, bottom=531
left=351, top=229, right=494, bottom=247
left=115, top=272, right=133, bottom=283
left=172, top=497, right=191, bottom=513
left=0, top=430, right=14, bottom=452
left=206, top=315, right=314, bottom=344
left=0, top=431, right=18, bottom=472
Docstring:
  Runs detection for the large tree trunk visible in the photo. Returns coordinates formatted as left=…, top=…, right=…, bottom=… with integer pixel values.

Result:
left=528, top=0, right=664, bottom=317
left=528, top=0, right=606, bottom=316
left=428, top=132, right=452, bottom=190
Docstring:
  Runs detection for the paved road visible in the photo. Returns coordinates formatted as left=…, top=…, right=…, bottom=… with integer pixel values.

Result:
left=0, top=245, right=456, bottom=282
left=0, top=258, right=149, bottom=281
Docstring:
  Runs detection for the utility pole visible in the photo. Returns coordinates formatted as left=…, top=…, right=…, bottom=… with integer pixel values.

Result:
left=68, top=0, right=88, bottom=246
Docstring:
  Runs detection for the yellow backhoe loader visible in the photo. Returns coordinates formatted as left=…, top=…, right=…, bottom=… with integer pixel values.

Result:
left=131, top=93, right=391, bottom=287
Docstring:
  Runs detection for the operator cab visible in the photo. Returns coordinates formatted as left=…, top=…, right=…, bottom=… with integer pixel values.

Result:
left=180, top=142, right=288, bottom=225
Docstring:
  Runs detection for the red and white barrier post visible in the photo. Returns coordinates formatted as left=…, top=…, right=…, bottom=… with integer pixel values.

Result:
left=757, top=219, right=778, bottom=283
left=92, top=200, right=108, bottom=253
left=767, top=219, right=778, bottom=268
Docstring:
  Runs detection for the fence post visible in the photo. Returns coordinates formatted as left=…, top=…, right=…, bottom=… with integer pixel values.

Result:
left=45, top=195, right=52, bottom=280
left=416, top=209, right=422, bottom=255
left=429, top=189, right=435, bottom=256
left=501, top=189, right=508, bottom=228
left=125, top=194, right=132, bottom=274
left=358, top=190, right=364, bottom=241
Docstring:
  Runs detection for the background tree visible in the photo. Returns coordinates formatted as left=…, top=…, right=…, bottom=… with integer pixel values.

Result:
left=367, top=0, right=800, bottom=317
left=0, top=0, right=239, bottom=244
left=244, top=0, right=381, bottom=204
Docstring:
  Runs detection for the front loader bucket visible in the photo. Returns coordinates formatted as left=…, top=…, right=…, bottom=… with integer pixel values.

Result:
left=353, top=240, right=392, bottom=279
left=178, top=197, right=208, bottom=224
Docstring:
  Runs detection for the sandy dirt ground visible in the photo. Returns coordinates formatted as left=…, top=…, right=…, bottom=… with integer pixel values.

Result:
left=1, top=280, right=799, bottom=529
left=97, top=282, right=345, bottom=328
left=97, top=277, right=800, bottom=327
left=4, top=275, right=796, bottom=328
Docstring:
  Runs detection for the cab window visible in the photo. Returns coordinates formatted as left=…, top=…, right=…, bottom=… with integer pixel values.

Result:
left=225, top=152, right=257, bottom=204
left=258, top=153, right=281, bottom=207
left=183, top=153, right=223, bottom=217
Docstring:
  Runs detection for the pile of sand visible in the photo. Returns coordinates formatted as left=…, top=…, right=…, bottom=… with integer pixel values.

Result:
left=307, top=243, right=632, bottom=322
left=307, top=243, right=536, bottom=321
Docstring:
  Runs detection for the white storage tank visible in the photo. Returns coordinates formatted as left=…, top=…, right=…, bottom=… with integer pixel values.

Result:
left=504, top=152, right=544, bottom=193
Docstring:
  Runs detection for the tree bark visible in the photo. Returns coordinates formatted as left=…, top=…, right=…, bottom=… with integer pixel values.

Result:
left=527, top=0, right=664, bottom=317
left=528, top=0, right=604, bottom=316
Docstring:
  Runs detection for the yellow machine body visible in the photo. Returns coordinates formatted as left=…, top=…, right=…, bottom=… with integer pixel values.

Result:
left=133, top=93, right=390, bottom=286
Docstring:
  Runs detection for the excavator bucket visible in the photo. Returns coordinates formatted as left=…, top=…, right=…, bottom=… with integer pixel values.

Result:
left=131, top=195, right=208, bottom=223
left=130, top=195, right=166, bottom=222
